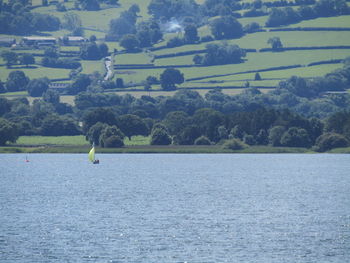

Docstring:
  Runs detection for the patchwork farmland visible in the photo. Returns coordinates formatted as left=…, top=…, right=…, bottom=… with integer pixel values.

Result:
left=0, top=0, right=349, bottom=98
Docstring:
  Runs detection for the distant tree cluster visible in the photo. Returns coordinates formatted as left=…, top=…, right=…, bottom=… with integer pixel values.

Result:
left=79, top=42, right=109, bottom=60
left=75, top=0, right=101, bottom=11
left=0, top=92, right=77, bottom=141
left=1, top=51, right=35, bottom=68
left=200, top=0, right=241, bottom=17
left=0, top=0, right=60, bottom=35
left=193, top=42, right=246, bottom=66
left=210, top=15, right=244, bottom=40
left=107, top=4, right=140, bottom=40
left=40, top=47, right=81, bottom=69
left=166, top=24, right=199, bottom=48
left=118, top=20, right=163, bottom=50
left=266, top=0, right=349, bottom=27
left=148, top=0, right=199, bottom=20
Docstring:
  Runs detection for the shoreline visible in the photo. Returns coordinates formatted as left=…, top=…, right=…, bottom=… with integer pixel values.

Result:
left=1, top=145, right=349, bottom=154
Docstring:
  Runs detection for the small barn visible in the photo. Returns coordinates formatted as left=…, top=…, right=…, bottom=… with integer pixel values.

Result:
left=21, top=37, right=57, bottom=47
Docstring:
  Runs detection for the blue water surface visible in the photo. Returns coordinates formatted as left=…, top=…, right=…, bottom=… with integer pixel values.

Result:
left=0, top=154, right=349, bottom=263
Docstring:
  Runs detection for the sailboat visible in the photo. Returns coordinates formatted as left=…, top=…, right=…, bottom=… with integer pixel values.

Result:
left=88, top=144, right=99, bottom=164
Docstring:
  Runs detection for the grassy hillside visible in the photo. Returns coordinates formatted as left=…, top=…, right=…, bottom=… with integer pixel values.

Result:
left=0, top=0, right=349, bottom=97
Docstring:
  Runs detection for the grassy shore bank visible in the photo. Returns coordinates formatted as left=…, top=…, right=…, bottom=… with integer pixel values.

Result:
left=0, top=145, right=318, bottom=154
left=2, top=136, right=349, bottom=153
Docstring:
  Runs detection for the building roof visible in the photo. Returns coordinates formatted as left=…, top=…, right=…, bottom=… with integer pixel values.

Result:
left=22, top=37, right=56, bottom=41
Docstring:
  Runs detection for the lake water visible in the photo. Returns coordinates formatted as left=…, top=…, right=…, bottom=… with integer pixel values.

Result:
left=0, top=154, right=349, bottom=263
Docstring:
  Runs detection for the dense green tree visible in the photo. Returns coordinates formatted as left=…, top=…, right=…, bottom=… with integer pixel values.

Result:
left=104, top=135, right=124, bottom=148
left=120, top=34, right=140, bottom=51
left=1, top=51, right=18, bottom=68
left=136, top=20, right=162, bottom=47
left=26, top=78, right=50, bottom=97
left=217, top=125, right=229, bottom=140
left=68, top=74, right=91, bottom=95
left=243, top=134, right=256, bottom=145
left=98, top=43, right=109, bottom=57
left=266, top=7, right=301, bottom=27
left=43, top=89, right=60, bottom=104
left=243, top=22, right=261, bottom=33
left=107, top=6, right=139, bottom=39
left=80, top=42, right=103, bottom=60
left=19, top=53, right=35, bottom=67
left=268, top=37, right=283, bottom=50
left=184, top=24, right=199, bottom=43
left=116, top=78, right=124, bottom=89
left=314, top=132, right=349, bottom=152
left=255, top=72, right=262, bottom=81
left=222, top=138, right=246, bottom=150
left=150, top=127, right=172, bottom=145
left=62, top=12, right=82, bottom=31
left=268, top=126, right=286, bottom=146
left=193, top=108, right=225, bottom=142
left=0, top=97, right=12, bottom=116
left=325, top=111, right=350, bottom=137
left=78, top=0, right=100, bottom=11
left=44, top=47, right=59, bottom=59
left=0, top=81, right=6, bottom=94
left=230, top=124, right=244, bottom=139
left=56, top=2, right=67, bottom=11
left=82, top=107, right=118, bottom=133
left=160, top=68, right=184, bottom=90
left=280, top=127, right=311, bottom=147
left=148, top=0, right=198, bottom=19
left=198, top=42, right=246, bottom=66
left=194, top=136, right=211, bottom=145
left=0, top=118, right=19, bottom=145
left=166, top=36, right=184, bottom=48
left=41, top=115, right=80, bottom=136
left=298, top=5, right=316, bottom=19
left=32, top=13, right=60, bottom=31
left=99, top=125, right=125, bottom=147
left=210, top=15, right=243, bottom=40
left=201, top=0, right=240, bottom=17
left=86, top=122, right=108, bottom=145
left=256, top=129, right=268, bottom=145
left=175, top=125, right=201, bottom=145
left=162, top=111, right=189, bottom=135
left=6, top=70, right=29, bottom=92
left=117, top=114, right=149, bottom=140
left=314, top=0, right=349, bottom=17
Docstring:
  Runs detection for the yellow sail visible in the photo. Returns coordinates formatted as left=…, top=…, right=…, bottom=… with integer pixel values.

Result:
left=88, top=146, right=95, bottom=162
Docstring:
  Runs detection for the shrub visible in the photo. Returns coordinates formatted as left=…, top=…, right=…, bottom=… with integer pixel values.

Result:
left=222, top=138, right=247, bottom=150
left=243, top=134, right=256, bottom=145
left=314, top=132, right=349, bottom=152
left=194, top=136, right=211, bottom=145
left=150, top=128, right=172, bottom=145
left=200, top=35, right=214, bottom=42
left=166, top=37, right=184, bottom=48
left=104, top=135, right=124, bottom=148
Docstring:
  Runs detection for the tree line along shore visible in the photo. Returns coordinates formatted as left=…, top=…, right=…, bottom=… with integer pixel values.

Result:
left=1, top=0, right=350, bottom=153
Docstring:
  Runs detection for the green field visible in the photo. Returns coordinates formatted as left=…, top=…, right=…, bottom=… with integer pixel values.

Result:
left=286, top=15, right=350, bottom=28
left=80, top=60, right=105, bottom=75
left=34, top=0, right=151, bottom=32
left=12, top=135, right=151, bottom=146
left=0, top=144, right=313, bottom=154
left=0, top=64, right=70, bottom=80
left=153, top=31, right=350, bottom=56
left=14, top=135, right=89, bottom=146
left=115, top=52, right=153, bottom=65
left=1, top=1, right=350, bottom=97
left=118, top=49, right=348, bottom=84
